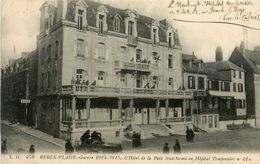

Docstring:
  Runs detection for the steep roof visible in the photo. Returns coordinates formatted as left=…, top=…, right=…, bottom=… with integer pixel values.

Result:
left=182, top=53, right=207, bottom=74
left=204, top=61, right=244, bottom=72
left=244, top=49, right=260, bottom=74
left=204, top=67, right=231, bottom=81
left=65, top=0, right=176, bottom=44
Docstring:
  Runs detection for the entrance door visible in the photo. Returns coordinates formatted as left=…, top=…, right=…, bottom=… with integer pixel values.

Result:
left=136, top=75, right=142, bottom=88
left=208, top=115, right=213, bottom=128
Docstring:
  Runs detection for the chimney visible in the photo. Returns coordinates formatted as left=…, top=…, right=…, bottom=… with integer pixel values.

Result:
left=215, top=46, right=223, bottom=62
left=240, top=41, right=245, bottom=55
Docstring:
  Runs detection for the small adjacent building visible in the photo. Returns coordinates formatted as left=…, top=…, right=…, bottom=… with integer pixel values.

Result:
left=229, top=43, right=260, bottom=128
left=1, top=50, right=38, bottom=126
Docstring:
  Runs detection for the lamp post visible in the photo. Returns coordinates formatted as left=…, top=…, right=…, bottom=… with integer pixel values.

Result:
left=25, top=68, right=29, bottom=125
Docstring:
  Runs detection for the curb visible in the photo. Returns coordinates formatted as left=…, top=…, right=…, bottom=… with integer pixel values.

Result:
left=1, top=123, right=64, bottom=149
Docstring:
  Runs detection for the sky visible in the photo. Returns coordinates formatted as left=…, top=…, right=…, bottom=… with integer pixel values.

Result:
left=1, top=0, right=260, bottom=67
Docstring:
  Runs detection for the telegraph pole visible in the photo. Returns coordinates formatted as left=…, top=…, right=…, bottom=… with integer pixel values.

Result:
left=25, top=68, right=29, bottom=125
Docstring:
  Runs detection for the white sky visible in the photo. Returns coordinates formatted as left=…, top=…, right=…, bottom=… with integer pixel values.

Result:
left=1, top=0, right=260, bottom=67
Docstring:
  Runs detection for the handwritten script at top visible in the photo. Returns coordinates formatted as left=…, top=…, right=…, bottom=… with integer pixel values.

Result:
left=168, top=0, right=260, bottom=22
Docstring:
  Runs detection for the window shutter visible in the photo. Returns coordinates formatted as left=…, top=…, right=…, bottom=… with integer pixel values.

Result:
left=72, top=42, right=77, bottom=56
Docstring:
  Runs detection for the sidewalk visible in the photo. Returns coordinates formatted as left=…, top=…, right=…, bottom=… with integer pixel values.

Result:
left=1, top=120, right=65, bottom=149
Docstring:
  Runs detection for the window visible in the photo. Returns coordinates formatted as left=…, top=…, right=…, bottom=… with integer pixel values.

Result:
left=168, top=77, right=173, bottom=88
left=233, top=70, right=236, bottom=78
left=238, top=83, right=244, bottom=92
left=114, top=17, right=120, bottom=32
left=55, top=41, right=59, bottom=59
left=236, top=99, right=242, bottom=108
left=47, top=71, right=51, bottom=88
left=152, top=76, right=158, bottom=88
left=168, top=54, right=173, bottom=68
left=41, top=73, right=44, bottom=90
left=76, top=69, right=83, bottom=80
left=239, top=71, right=242, bottom=79
left=188, top=76, right=195, bottom=89
left=120, top=46, right=126, bottom=56
left=198, top=77, right=205, bottom=90
left=152, top=28, right=157, bottom=44
left=41, top=48, right=45, bottom=64
left=233, top=83, right=236, bottom=92
left=242, top=100, right=246, bottom=108
left=77, top=39, right=84, bottom=57
left=202, top=116, right=207, bottom=124
left=99, top=15, right=105, bottom=33
left=136, top=49, right=142, bottom=62
left=77, top=9, right=84, bottom=30
left=208, top=80, right=212, bottom=90
left=168, top=32, right=172, bottom=48
left=98, top=71, right=105, bottom=81
left=47, top=45, right=52, bottom=62
left=98, top=43, right=105, bottom=60
left=120, top=74, right=126, bottom=82
left=53, top=69, right=57, bottom=89
left=128, top=21, right=134, bottom=36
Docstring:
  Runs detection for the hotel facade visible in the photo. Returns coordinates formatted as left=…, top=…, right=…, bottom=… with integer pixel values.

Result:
left=36, top=0, right=193, bottom=141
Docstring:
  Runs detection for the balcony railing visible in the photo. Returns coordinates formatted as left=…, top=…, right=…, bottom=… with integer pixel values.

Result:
left=115, top=60, right=151, bottom=72
left=61, top=85, right=193, bottom=99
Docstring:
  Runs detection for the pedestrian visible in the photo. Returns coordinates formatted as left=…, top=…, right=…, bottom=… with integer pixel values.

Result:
left=65, top=140, right=74, bottom=153
left=190, top=128, right=195, bottom=142
left=186, top=126, right=190, bottom=142
left=136, top=133, right=142, bottom=147
left=1, top=139, right=8, bottom=154
left=173, top=139, right=181, bottom=153
left=29, top=144, right=35, bottom=154
left=163, top=142, right=169, bottom=153
left=132, top=131, right=137, bottom=148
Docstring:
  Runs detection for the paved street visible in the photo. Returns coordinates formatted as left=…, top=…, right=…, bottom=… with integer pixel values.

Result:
left=2, top=123, right=260, bottom=154
left=122, top=128, right=260, bottom=153
left=1, top=124, right=63, bottom=153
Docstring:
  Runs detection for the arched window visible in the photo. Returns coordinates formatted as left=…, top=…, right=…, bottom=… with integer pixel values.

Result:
left=114, top=17, right=120, bottom=32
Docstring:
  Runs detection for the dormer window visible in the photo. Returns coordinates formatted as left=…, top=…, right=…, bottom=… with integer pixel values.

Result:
left=152, top=28, right=157, bottom=44
left=99, top=15, right=105, bottom=34
left=114, top=17, right=120, bottom=32
left=168, top=32, right=173, bottom=48
left=96, top=5, right=108, bottom=34
left=128, top=21, right=134, bottom=36
left=77, top=9, right=84, bottom=30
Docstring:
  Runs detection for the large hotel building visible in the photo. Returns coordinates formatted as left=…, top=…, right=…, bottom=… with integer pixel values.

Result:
left=1, top=0, right=258, bottom=143
left=36, top=0, right=193, bottom=140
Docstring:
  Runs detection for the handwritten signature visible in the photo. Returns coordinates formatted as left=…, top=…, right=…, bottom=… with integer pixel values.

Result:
left=168, top=0, right=260, bottom=22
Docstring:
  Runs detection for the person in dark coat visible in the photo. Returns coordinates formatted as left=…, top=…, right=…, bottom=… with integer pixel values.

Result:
left=132, top=131, right=137, bottom=148
left=173, top=139, right=181, bottom=153
left=29, top=144, right=35, bottom=154
left=65, top=140, right=74, bottom=153
left=136, top=133, right=142, bottom=147
left=1, top=139, right=8, bottom=154
left=163, top=142, right=169, bottom=153
left=189, top=128, right=195, bottom=142
left=80, top=130, right=91, bottom=146
left=186, top=126, right=190, bottom=142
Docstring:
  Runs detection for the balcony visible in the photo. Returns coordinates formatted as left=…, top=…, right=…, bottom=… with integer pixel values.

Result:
left=193, top=91, right=207, bottom=97
left=127, top=36, right=137, bottom=47
left=114, top=60, right=151, bottom=73
left=61, top=85, right=193, bottom=99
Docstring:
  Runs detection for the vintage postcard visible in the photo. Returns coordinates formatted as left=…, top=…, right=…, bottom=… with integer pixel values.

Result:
left=1, top=0, right=260, bottom=164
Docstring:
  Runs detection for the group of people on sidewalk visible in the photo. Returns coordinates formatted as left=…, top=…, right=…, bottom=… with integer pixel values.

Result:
left=132, top=131, right=142, bottom=148
left=163, top=139, right=181, bottom=153
left=1, top=139, right=35, bottom=154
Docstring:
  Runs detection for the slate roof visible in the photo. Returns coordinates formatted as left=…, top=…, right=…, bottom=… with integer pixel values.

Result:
left=244, top=49, right=260, bottom=74
left=204, top=67, right=231, bottom=81
left=65, top=0, right=176, bottom=44
left=204, top=61, right=244, bottom=72
left=182, top=53, right=207, bottom=74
